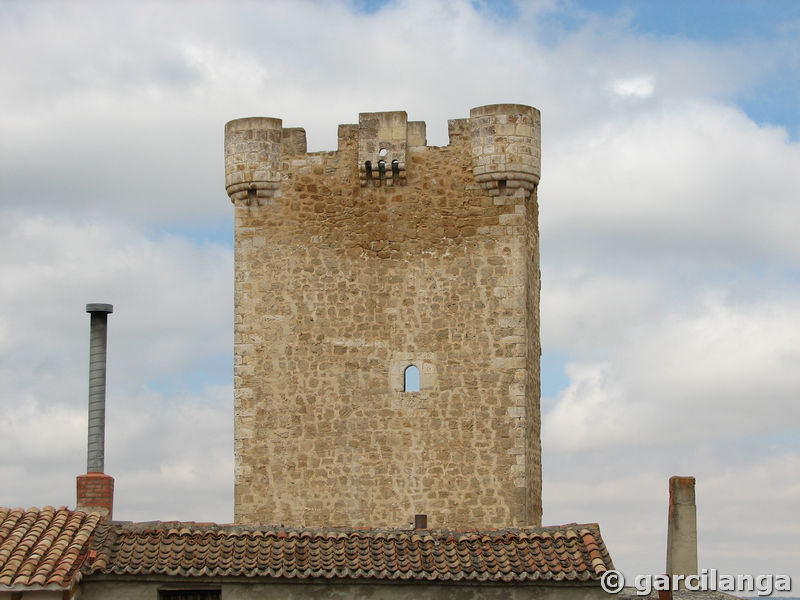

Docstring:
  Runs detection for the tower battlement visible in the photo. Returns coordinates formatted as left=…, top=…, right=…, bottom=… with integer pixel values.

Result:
left=225, top=104, right=540, bottom=204
left=227, top=104, right=542, bottom=529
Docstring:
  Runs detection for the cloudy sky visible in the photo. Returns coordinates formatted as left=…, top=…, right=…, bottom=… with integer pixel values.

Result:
left=1, top=0, right=798, bottom=589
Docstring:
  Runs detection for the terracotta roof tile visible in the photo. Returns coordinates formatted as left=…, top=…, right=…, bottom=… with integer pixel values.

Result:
left=86, top=521, right=613, bottom=583
left=0, top=506, right=102, bottom=590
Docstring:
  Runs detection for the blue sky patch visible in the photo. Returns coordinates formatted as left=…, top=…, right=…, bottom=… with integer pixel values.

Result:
left=541, top=349, right=571, bottom=398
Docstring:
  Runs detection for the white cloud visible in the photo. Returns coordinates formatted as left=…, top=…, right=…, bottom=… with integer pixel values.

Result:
left=543, top=449, right=800, bottom=584
left=544, top=293, right=800, bottom=450
left=109, top=385, right=233, bottom=522
left=612, top=76, right=655, bottom=99
left=0, top=0, right=798, bottom=585
left=0, top=214, right=233, bottom=521
left=543, top=100, right=800, bottom=266
left=0, top=214, right=232, bottom=383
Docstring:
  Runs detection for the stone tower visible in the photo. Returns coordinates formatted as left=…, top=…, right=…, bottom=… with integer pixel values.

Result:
left=224, top=104, right=542, bottom=528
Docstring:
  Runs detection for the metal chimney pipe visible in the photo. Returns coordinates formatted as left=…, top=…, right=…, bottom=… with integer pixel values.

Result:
left=86, top=303, right=113, bottom=473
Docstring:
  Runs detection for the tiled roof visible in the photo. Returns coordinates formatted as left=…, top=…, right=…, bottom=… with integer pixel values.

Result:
left=0, top=506, right=102, bottom=589
left=86, top=522, right=613, bottom=583
left=1, top=508, right=614, bottom=586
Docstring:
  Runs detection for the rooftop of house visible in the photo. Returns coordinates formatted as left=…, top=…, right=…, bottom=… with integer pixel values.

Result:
left=1, top=506, right=613, bottom=591
left=0, top=506, right=101, bottom=590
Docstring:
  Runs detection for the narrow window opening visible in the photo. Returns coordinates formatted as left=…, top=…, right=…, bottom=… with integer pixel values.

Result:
left=391, top=159, right=400, bottom=179
left=404, top=365, right=420, bottom=392
left=247, top=188, right=257, bottom=203
left=378, top=160, right=386, bottom=182
left=497, top=179, right=507, bottom=195
left=365, top=161, right=373, bottom=183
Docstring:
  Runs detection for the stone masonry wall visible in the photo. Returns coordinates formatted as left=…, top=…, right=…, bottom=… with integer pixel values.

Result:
left=226, top=105, right=542, bottom=528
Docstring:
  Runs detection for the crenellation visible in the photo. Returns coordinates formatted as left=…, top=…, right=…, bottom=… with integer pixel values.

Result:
left=447, top=118, right=470, bottom=144
left=226, top=104, right=543, bottom=529
left=281, top=127, right=307, bottom=156
left=407, top=120, right=427, bottom=149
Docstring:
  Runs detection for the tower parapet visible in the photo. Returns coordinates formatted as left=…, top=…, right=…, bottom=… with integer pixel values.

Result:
left=469, top=104, right=540, bottom=197
left=224, top=117, right=283, bottom=205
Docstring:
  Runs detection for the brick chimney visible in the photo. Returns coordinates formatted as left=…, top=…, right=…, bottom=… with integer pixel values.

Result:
left=666, top=476, right=698, bottom=579
left=76, top=303, right=114, bottom=519
left=76, top=472, right=114, bottom=518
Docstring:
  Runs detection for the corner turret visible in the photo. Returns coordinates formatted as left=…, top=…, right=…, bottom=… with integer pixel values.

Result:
left=224, top=117, right=283, bottom=205
left=469, top=104, right=540, bottom=197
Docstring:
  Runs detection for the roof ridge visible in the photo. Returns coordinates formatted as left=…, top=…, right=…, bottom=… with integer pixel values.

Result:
left=98, top=520, right=602, bottom=535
